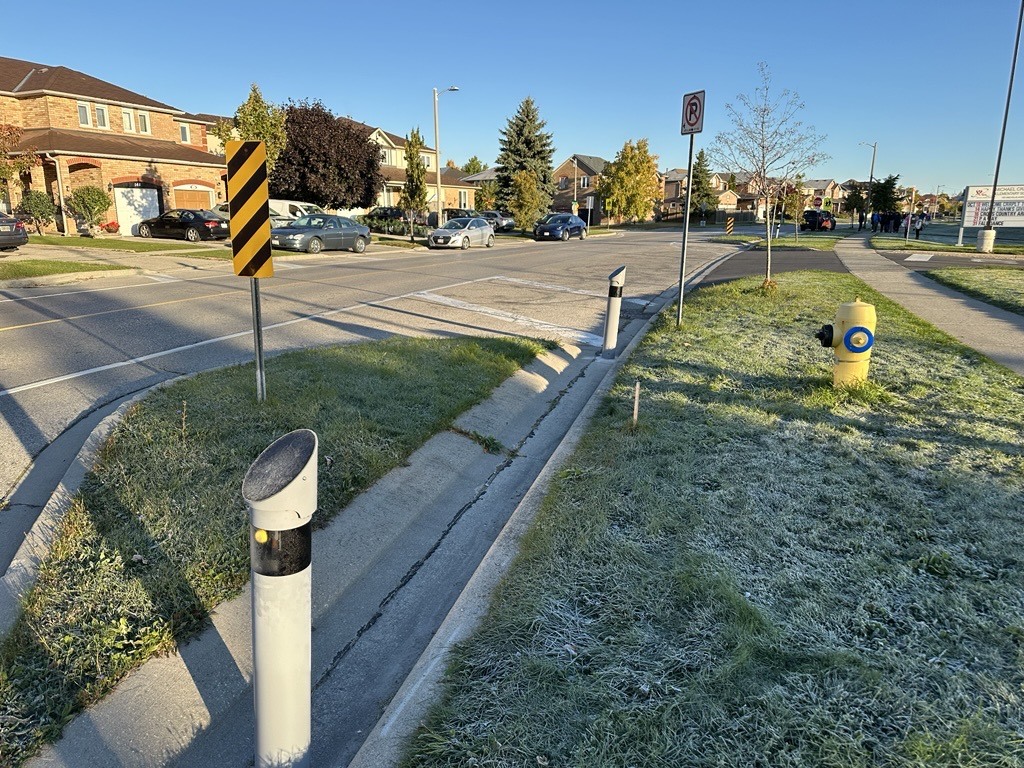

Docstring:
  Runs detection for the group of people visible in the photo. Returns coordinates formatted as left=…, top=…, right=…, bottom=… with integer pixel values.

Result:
left=859, top=210, right=928, bottom=238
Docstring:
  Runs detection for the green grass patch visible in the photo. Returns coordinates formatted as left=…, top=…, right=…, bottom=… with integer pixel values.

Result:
left=921, top=266, right=1024, bottom=316
left=0, top=336, right=543, bottom=765
left=403, top=271, right=1024, bottom=767
left=0, top=260, right=128, bottom=280
left=872, top=235, right=1024, bottom=255
left=28, top=235, right=219, bottom=253
left=710, top=234, right=761, bottom=245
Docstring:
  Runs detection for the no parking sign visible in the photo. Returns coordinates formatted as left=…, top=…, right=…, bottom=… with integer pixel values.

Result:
left=681, top=90, right=705, bottom=135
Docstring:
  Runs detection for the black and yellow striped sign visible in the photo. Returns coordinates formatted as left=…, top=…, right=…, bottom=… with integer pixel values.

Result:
left=226, top=141, right=273, bottom=278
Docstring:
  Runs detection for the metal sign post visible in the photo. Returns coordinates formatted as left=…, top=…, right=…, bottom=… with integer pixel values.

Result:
left=677, top=89, right=705, bottom=327
left=226, top=140, right=274, bottom=402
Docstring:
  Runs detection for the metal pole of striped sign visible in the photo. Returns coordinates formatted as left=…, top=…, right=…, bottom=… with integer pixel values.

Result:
left=677, top=89, right=705, bottom=327
left=226, top=140, right=274, bottom=402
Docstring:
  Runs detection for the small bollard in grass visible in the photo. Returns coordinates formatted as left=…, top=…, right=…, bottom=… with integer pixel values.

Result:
left=632, top=380, right=640, bottom=425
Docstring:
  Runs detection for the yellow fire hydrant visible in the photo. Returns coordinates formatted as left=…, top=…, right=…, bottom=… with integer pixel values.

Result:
left=814, top=297, right=876, bottom=386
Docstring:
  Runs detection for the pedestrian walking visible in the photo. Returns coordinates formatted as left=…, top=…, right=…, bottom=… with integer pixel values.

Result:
left=914, top=215, right=924, bottom=240
left=871, top=211, right=880, bottom=232
left=859, top=210, right=866, bottom=230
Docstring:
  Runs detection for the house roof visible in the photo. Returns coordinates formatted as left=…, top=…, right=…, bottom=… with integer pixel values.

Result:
left=0, top=55, right=177, bottom=112
left=663, top=168, right=688, bottom=181
left=381, top=165, right=475, bottom=188
left=462, top=168, right=498, bottom=183
left=569, top=154, right=608, bottom=175
left=802, top=179, right=836, bottom=190
left=182, top=112, right=231, bottom=125
left=14, top=128, right=225, bottom=166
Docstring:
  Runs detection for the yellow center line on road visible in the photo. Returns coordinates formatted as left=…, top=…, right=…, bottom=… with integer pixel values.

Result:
left=0, top=290, right=240, bottom=333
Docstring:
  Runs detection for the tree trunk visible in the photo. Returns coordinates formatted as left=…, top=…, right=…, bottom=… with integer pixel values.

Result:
left=764, top=197, right=773, bottom=284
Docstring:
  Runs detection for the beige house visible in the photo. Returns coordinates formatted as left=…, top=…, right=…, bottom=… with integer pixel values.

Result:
left=340, top=117, right=475, bottom=214
left=1, top=55, right=228, bottom=235
left=551, top=154, right=607, bottom=222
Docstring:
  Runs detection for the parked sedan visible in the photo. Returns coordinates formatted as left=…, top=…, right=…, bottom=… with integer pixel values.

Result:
left=0, top=214, right=29, bottom=251
left=270, top=214, right=370, bottom=254
left=533, top=213, right=587, bottom=241
left=426, top=217, right=494, bottom=249
left=138, top=209, right=229, bottom=241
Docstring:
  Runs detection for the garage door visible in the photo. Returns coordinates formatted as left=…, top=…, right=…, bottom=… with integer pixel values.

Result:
left=114, top=187, right=160, bottom=237
left=175, top=189, right=213, bottom=210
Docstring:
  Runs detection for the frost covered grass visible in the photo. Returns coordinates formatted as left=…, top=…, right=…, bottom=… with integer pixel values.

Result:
left=0, top=336, right=542, bottom=765
left=921, top=266, right=1024, bottom=317
left=403, top=271, right=1024, bottom=767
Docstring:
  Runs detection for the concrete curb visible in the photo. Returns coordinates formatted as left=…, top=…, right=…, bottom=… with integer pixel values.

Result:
left=345, top=278, right=697, bottom=768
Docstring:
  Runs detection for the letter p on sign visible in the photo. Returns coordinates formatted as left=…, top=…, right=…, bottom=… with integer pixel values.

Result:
left=681, top=90, right=705, bottom=135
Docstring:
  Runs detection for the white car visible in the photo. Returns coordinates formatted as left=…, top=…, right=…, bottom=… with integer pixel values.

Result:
left=426, top=217, right=495, bottom=250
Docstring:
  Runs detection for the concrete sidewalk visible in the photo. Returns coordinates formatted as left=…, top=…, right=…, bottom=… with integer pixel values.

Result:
left=836, top=233, right=1024, bottom=376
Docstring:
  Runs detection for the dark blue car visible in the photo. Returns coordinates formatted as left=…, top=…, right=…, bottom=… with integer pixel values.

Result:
left=533, top=213, right=587, bottom=241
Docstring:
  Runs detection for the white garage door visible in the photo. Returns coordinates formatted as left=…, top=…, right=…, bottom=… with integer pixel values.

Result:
left=114, top=187, right=161, bottom=236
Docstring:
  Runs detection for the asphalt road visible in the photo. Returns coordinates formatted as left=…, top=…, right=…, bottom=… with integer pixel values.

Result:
left=0, top=228, right=743, bottom=567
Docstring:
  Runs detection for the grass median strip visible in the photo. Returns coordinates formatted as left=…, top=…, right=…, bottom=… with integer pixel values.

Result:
left=921, top=266, right=1024, bottom=316
left=403, top=271, right=1024, bottom=767
left=0, top=336, right=542, bottom=765
left=28, top=235, right=219, bottom=252
left=0, top=260, right=128, bottom=280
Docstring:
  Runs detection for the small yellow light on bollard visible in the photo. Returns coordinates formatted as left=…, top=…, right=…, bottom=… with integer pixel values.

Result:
left=814, top=296, right=877, bottom=387
left=253, top=528, right=269, bottom=544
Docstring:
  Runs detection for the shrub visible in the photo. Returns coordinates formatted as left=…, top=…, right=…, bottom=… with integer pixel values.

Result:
left=65, top=186, right=112, bottom=233
left=16, top=189, right=56, bottom=234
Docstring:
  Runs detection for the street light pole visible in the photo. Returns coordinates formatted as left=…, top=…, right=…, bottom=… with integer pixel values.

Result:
left=980, top=0, right=1023, bottom=252
left=433, top=85, right=458, bottom=226
left=573, top=156, right=578, bottom=214
left=860, top=141, right=877, bottom=219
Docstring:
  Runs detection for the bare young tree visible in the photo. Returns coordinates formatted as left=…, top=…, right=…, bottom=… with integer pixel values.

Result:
left=709, top=63, right=829, bottom=285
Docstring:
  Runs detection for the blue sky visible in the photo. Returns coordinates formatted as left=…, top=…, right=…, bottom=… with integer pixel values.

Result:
left=7, top=0, right=1022, bottom=196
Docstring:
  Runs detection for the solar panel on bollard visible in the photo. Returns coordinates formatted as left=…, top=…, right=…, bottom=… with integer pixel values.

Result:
left=243, top=429, right=318, bottom=768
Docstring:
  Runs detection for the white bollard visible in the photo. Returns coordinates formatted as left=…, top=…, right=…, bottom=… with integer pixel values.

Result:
left=242, top=429, right=319, bottom=768
left=603, top=266, right=626, bottom=359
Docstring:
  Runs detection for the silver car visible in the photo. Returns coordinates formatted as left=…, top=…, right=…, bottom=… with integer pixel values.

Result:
left=270, top=215, right=370, bottom=254
left=426, top=217, right=494, bottom=250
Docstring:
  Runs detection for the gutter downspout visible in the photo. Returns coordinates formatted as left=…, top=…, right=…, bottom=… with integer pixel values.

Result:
left=45, top=153, right=68, bottom=236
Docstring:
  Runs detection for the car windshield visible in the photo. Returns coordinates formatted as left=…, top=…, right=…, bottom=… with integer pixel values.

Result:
left=442, top=219, right=469, bottom=230
left=549, top=215, right=570, bottom=224
left=293, top=216, right=327, bottom=228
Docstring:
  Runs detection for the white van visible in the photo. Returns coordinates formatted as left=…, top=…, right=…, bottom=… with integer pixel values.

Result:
left=214, top=199, right=326, bottom=228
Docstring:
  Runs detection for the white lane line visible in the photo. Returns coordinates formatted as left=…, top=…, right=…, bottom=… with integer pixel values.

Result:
left=145, top=273, right=180, bottom=282
left=0, top=277, right=494, bottom=397
left=411, top=291, right=603, bottom=347
left=904, top=254, right=933, bottom=262
left=492, top=276, right=647, bottom=305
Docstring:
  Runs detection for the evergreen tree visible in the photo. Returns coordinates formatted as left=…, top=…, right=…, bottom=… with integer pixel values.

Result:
left=870, top=174, right=902, bottom=212
left=462, top=156, right=487, bottom=175
left=399, top=127, right=429, bottom=216
left=495, top=98, right=555, bottom=210
left=689, top=149, right=718, bottom=215
left=597, top=139, right=661, bottom=222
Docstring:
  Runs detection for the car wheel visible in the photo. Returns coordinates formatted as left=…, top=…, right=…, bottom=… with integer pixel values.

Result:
left=185, top=227, right=201, bottom=242
left=561, top=229, right=569, bottom=241
left=307, top=237, right=323, bottom=254
left=353, top=236, right=367, bottom=254
left=461, top=237, right=470, bottom=250
left=580, top=228, right=587, bottom=240
left=139, top=223, right=151, bottom=238
left=486, top=234, right=494, bottom=248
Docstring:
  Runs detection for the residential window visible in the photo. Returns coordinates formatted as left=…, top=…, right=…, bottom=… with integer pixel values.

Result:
left=137, top=111, right=150, bottom=134
left=180, top=123, right=191, bottom=143
left=122, top=108, right=134, bottom=132
left=77, top=102, right=91, bottom=127
left=458, top=190, right=468, bottom=208
left=580, top=176, right=590, bottom=189
left=94, top=104, right=109, bottom=129
left=559, top=177, right=569, bottom=190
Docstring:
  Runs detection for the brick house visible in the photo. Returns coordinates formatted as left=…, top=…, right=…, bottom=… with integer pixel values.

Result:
left=1, top=55, right=227, bottom=235
left=552, top=154, right=608, bottom=223
left=339, top=117, right=475, bottom=215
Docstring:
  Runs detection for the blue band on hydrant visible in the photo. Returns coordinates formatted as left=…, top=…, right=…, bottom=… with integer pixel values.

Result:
left=843, top=326, right=874, bottom=353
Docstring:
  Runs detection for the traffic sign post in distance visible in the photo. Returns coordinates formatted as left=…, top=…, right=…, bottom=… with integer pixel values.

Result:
left=677, top=88, right=705, bottom=326
left=680, top=90, right=705, bottom=135
left=226, top=140, right=273, bottom=278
